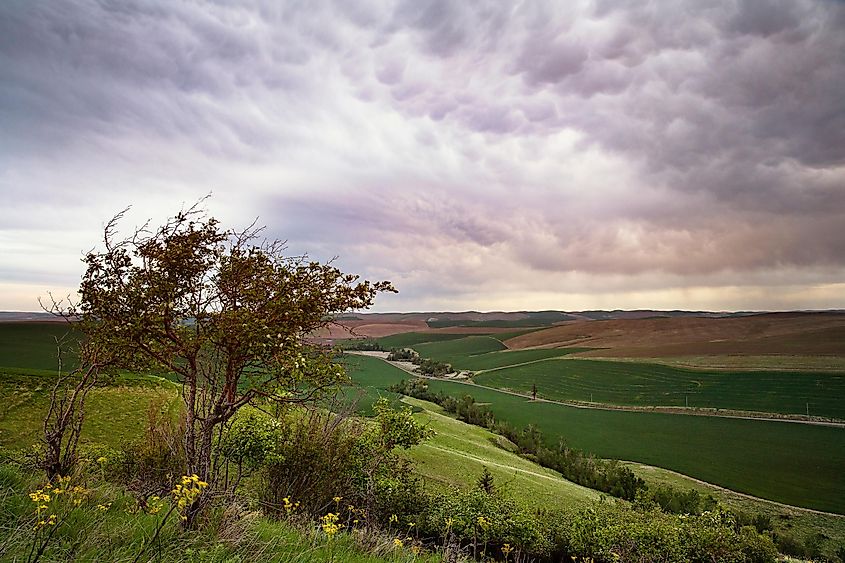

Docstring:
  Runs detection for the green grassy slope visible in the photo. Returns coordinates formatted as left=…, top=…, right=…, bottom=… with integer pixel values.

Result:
left=401, top=396, right=600, bottom=511
left=473, top=358, right=845, bottom=419
left=345, top=355, right=845, bottom=514
left=0, top=369, right=180, bottom=450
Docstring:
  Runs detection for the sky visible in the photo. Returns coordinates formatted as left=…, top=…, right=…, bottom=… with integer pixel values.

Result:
left=1, top=1, right=844, bottom=313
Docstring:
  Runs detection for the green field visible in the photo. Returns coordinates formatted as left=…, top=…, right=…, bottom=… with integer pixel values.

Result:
left=345, top=355, right=845, bottom=515
left=0, top=322, right=81, bottom=371
left=376, top=332, right=473, bottom=348
left=386, top=332, right=845, bottom=419
left=375, top=329, right=542, bottom=351
left=394, top=333, right=590, bottom=371
left=473, top=358, right=845, bottom=419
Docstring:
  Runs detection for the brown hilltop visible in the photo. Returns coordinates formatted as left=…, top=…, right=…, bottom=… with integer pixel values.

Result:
left=504, top=312, right=845, bottom=357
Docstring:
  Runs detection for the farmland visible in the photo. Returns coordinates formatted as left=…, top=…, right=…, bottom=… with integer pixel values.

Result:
left=0, top=322, right=80, bottom=371
left=3, top=318, right=844, bottom=520
left=380, top=327, right=845, bottom=419
left=473, top=359, right=845, bottom=419
left=344, top=354, right=845, bottom=515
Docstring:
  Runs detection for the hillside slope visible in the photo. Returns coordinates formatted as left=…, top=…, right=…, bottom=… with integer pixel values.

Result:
left=505, top=312, right=845, bottom=357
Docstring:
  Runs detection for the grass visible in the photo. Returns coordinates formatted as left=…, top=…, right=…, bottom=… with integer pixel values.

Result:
left=375, top=329, right=545, bottom=351
left=345, top=355, right=845, bottom=515
left=341, top=355, right=603, bottom=511
left=401, top=396, right=601, bottom=511
left=0, top=463, right=441, bottom=563
left=0, top=369, right=180, bottom=450
left=0, top=322, right=81, bottom=371
left=433, top=347, right=592, bottom=372
left=601, top=355, right=845, bottom=372
left=472, top=358, right=845, bottom=419
left=377, top=333, right=475, bottom=349
left=412, top=336, right=507, bottom=362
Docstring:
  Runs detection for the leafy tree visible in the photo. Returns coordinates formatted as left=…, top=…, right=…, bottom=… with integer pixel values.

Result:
left=59, top=203, right=394, bottom=525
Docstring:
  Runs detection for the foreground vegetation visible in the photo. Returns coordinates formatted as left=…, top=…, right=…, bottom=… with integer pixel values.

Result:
left=0, top=395, right=785, bottom=563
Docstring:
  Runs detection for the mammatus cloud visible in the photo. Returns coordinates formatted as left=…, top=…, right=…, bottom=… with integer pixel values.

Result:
left=0, top=1, right=843, bottom=311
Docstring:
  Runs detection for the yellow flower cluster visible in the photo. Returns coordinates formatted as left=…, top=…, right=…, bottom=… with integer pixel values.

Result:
left=171, top=474, right=208, bottom=519
left=476, top=515, right=490, bottom=530
left=502, top=543, right=514, bottom=559
left=282, top=496, right=300, bottom=516
left=28, top=476, right=89, bottom=531
left=392, top=536, right=422, bottom=556
left=321, top=512, right=340, bottom=539
left=145, top=495, right=164, bottom=515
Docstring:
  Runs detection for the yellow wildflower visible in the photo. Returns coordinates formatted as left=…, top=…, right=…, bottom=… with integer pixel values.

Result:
left=321, top=512, right=340, bottom=539
left=393, top=538, right=403, bottom=547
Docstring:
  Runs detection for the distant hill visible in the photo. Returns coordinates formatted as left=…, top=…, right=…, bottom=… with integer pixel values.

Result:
left=0, top=312, right=62, bottom=322
left=505, top=311, right=845, bottom=357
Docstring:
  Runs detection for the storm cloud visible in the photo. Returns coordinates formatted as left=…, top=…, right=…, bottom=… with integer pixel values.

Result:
left=1, top=0, right=843, bottom=311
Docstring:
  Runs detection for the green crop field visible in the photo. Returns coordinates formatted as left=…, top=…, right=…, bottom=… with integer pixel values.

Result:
left=375, top=329, right=543, bottom=351
left=418, top=345, right=593, bottom=372
left=381, top=332, right=845, bottom=419
left=345, top=355, right=845, bottom=515
left=377, top=332, right=474, bottom=349
left=413, top=335, right=506, bottom=359
left=472, top=358, right=845, bottom=419
left=0, top=322, right=81, bottom=371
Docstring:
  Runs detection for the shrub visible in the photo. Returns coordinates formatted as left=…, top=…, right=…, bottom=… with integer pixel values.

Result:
left=260, top=408, right=366, bottom=518
left=116, top=401, right=186, bottom=501
left=421, top=487, right=552, bottom=560
left=559, top=504, right=777, bottom=563
left=218, top=407, right=282, bottom=490
left=260, top=400, right=432, bottom=525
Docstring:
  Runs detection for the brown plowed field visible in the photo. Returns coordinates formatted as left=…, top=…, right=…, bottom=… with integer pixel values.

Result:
left=504, top=312, right=845, bottom=357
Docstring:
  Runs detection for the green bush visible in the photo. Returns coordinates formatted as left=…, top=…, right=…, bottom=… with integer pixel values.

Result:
left=558, top=505, right=778, bottom=563
left=421, top=487, right=552, bottom=560
left=260, top=400, right=432, bottom=524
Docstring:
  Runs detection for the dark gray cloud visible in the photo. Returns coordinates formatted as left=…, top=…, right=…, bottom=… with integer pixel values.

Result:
left=1, top=0, right=843, bottom=311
